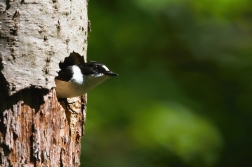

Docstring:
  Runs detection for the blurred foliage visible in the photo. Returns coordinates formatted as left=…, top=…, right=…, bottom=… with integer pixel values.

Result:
left=81, top=0, right=252, bottom=167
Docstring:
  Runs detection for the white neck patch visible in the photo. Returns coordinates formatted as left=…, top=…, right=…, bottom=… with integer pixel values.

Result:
left=71, top=65, right=83, bottom=84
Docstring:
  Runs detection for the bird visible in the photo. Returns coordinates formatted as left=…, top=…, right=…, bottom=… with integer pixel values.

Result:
left=55, top=61, right=118, bottom=98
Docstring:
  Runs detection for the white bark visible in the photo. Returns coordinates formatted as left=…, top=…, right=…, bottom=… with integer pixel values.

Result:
left=0, top=0, right=88, bottom=166
left=0, top=0, right=88, bottom=95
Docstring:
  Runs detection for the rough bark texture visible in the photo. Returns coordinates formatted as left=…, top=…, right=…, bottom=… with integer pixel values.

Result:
left=0, top=0, right=88, bottom=95
left=0, top=0, right=88, bottom=166
left=0, top=88, right=86, bottom=166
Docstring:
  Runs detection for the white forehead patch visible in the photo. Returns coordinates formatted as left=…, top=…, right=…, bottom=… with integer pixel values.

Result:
left=102, top=65, right=109, bottom=71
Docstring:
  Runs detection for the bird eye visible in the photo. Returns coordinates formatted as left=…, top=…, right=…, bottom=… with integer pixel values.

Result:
left=93, top=65, right=99, bottom=71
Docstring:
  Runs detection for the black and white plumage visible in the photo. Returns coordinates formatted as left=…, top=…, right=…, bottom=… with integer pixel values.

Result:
left=55, top=62, right=118, bottom=98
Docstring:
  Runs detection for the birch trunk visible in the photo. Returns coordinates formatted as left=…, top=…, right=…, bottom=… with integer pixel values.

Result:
left=0, top=0, right=88, bottom=166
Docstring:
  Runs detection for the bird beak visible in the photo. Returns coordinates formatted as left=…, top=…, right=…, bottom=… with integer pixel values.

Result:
left=105, top=71, right=119, bottom=76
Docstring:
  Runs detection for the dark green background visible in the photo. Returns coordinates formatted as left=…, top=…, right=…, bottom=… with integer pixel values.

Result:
left=81, top=0, right=252, bottom=167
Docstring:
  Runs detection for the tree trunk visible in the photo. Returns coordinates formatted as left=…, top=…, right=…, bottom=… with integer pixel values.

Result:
left=0, top=0, right=88, bottom=166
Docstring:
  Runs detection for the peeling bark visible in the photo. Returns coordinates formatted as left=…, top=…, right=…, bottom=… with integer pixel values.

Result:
left=0, top=88, right=86, bottom=166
